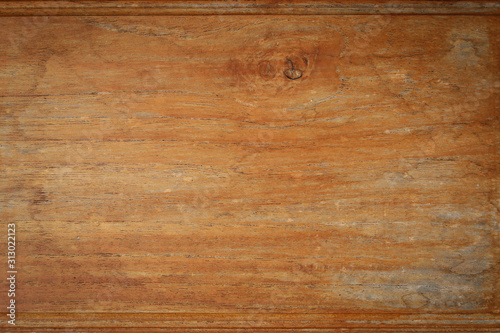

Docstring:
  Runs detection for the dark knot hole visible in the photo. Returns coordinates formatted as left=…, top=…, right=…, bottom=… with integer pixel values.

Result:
left=283, top=57, right=306, bottom=80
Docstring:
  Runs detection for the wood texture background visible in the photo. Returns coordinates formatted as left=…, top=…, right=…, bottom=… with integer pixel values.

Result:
left=0, top=1, right=499, bottom=331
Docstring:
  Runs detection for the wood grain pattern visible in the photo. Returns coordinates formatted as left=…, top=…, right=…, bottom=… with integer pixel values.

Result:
left=0, top=0, right=500, bottom=16
left=0, top=4, right=499, bottom=332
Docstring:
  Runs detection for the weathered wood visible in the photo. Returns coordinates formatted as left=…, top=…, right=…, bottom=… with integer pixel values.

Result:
left=0, top=0, right=499, bottom=16
left=0, top=6, right=499, bottom=333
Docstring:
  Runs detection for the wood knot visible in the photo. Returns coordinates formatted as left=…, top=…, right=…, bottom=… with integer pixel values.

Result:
left=283, top=56, right=308, bottom=80
left=258, top=60, right=276, bottom=79
left=222, top=27, right=344, bottom=108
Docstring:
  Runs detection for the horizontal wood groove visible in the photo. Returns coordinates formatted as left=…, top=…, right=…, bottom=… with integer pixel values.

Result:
left=8, top=312, right=500, bottom=330
left=0, top=0, right=499, bottom=16
left=6, top=326, right=500, bottom=331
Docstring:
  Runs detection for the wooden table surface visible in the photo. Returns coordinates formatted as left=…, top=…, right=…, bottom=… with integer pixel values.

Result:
left=1, top=1, right=499, bottom=331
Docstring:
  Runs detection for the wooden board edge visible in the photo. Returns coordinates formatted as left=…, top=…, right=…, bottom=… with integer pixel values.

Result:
left=2, top=312, right=499, bottom=331
left=0, top=0, right=499, bottom=16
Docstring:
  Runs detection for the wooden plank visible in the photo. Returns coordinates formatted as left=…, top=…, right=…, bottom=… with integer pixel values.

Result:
left=0, top=0, right=499, bottom=16
left=0, top=9, right=499, bottom=333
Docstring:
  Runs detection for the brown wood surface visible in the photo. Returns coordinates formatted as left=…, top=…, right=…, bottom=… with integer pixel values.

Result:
left=1, top=0, right=500, bottom=16
left=0, top=1, right=499, bottom=331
